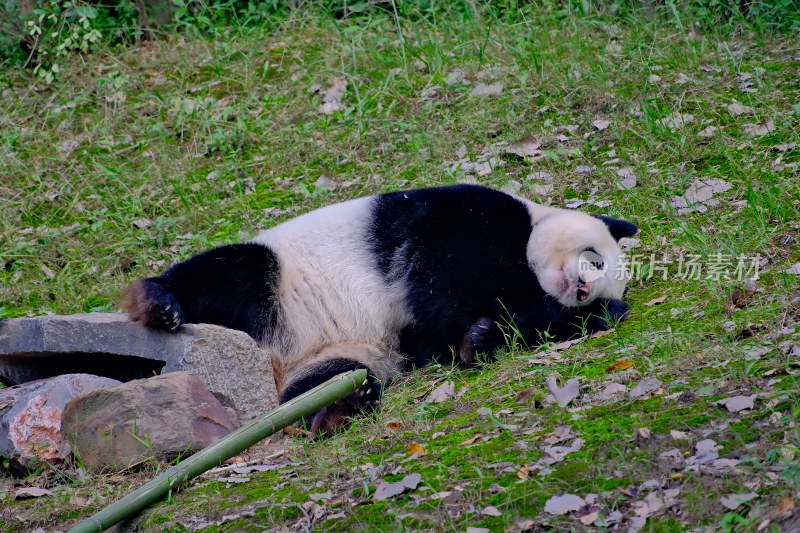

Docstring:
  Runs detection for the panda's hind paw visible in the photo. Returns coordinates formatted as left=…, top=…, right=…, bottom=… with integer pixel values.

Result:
left=306, top=377, right=382, bottom=436
left=123, top=279, right=185, bottom=331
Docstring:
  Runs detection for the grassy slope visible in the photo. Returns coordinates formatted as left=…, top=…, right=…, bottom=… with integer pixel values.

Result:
left=1, top=5, right=799, bottom=532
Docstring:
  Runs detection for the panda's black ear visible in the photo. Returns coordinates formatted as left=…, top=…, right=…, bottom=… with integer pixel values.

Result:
left=593, top=215, right=639, bottom=241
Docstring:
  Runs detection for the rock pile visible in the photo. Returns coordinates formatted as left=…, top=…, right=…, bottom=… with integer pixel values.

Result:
left=0, top=313, right=279, bottom=472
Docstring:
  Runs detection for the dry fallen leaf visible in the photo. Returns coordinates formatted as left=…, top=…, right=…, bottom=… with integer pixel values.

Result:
left=426, top=381, right=456, bottom=403
left=516, top=521, right=537, bottom=532
left=644, top=295, right=667, bottom=306
left=600, top=510, right=623, bottom=527
left=446, top=69, right=469, bottom=85
left=505, top=135, right=542, bottom=159
left=616, top=167, right=637, bottom=190
left=470, top=83, right=503, bottom=96
left=373, top=481, right=405, bottom=501
left=686, top=438, right=720, bottom=466
left=670, top=430, right=689, bottom=440
left=772, top=142, right=796, bottom=152
left=515, top=387, right=536, bottom=404
left=543, top=437, right=585, bottom=463
left=544, top=493, right=586, bottom=515
left=132, top=218, right=153, bottom=229
left=784, top=263, right=800, bottom=276
left=407, top=442, right=426, bottom=456
left=779, top=496, right=795, bottom=513
left=592, top=119, right=610, bottom=131
left=544, top=425, right=574, bottom=445
left=606, top=359, right=633, bottom=372
left=317, top=76, right=348, bottom=114
left=743, top=120, right=775, bottom=136
left=481, top=505, right=502, bottom=516
left=630, top=377, right=662, bottom=399
left=698, top=126, right=718, bottom=138
left=720, top=492, right=758, bottom=510
left=633, top=488, right=681, bottom=519
left=629, top=516, right=647, bottom=533
left=658, top=112, right=693, bottom=130
left=711, top=458, right=740, bottom=470
left=727, top=102, right=754, bottom=116
left=308, top=491, right=332, bottom=502
left=550, top=337, right=584, bottom=351
left=373, top=473, right=421, bottom=501
left=578, top=509, right=600, bottom=525
left=401, top=473, right=421, bottom=489
left=546, top=375, right=580, bottom=407
left=460, top=432, right=483, bottom=446
left=670, top=178, right=732, bottom=213
left=716, top=395, right=756, bottom=413
left=598, top=382, right=627, bottom=401
left=218, top=475, right=250, bottom=484
left=14, top=487, right=52, bottom=499
left=58, top=139, right=80, bottom=156
left=40, top=264, right=56, bottom=279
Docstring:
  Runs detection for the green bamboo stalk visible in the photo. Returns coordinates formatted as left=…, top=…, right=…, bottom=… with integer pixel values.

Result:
left=68, top=369, right=367, bottom=533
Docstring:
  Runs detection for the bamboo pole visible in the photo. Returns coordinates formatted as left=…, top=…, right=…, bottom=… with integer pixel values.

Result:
left=68, top=369, right=367, bottom=533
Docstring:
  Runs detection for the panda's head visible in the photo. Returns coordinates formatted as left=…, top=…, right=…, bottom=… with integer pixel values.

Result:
left=527, top=209, right=638, bottom=307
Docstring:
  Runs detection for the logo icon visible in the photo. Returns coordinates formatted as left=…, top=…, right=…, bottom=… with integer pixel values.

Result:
left=578, top=250, right=608, bottom=282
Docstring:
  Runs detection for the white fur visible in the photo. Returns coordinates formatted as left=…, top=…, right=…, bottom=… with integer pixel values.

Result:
left=252, top=197, right=410, bottom=386
left=517, top=199, right=628, bottom=307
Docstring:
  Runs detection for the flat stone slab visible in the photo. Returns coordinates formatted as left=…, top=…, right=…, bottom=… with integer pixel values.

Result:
left=0, top=313, right=278, bottom=421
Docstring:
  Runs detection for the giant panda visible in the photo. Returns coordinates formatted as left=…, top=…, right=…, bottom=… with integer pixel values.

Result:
left=124, top=184, right=638, bottom=433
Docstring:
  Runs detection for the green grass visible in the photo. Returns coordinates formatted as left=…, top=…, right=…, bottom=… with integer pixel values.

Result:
left=2, top=4, right=799, bottom=532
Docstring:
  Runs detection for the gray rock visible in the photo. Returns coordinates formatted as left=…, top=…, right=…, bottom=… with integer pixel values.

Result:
left=0, top=374, right=121, bottom=465
left=0, top=313, right=278, bottom=421
left=62, top=372, right=236, bottom=472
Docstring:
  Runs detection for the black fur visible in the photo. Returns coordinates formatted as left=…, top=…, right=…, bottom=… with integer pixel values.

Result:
left=592, top=214, right=639, bottom=241
left=370, top=184, right=626, bottom=368
left=126, top=243, right=279, bottom=342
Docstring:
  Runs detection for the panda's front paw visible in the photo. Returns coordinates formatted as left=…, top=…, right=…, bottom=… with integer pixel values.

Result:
left=586, top=298, right=629, bottom=332
left=123, top=279, right=185, bottom=331
left=459, top=317, right=502, bottom=364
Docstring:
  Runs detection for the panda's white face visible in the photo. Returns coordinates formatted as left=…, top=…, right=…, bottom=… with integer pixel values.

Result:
left=526, top=209, right=629, bottom=307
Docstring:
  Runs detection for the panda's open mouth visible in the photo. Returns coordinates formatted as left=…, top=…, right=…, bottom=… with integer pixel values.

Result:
left=576, top=279, right=591, bottom=302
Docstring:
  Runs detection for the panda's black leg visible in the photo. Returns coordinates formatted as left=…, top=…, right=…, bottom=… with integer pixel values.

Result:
left=123, top=243, right=279, bottom=341
left=278, top=348, right=393, bottom=437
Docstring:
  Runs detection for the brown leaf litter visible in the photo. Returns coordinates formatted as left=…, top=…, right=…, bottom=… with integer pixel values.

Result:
left=670, top=178, right=732, bottom=214
left=373, top=473, right=421, bottom=501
